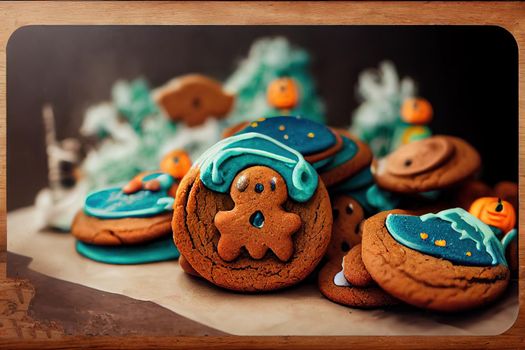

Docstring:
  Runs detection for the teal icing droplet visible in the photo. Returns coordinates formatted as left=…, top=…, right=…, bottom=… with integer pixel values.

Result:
left=250, top=211, right=265, bottom=229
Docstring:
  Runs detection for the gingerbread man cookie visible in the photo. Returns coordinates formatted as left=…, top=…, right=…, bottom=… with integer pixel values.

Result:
left=215, top=166, right=301, bottom=261
left=154, top=74, right=234, bottom=127
left=173, top=132, right=332, bottom=292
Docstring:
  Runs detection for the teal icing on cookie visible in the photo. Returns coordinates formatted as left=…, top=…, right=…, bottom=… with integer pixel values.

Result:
left=366, top=184, right=400, bottom=212
left=76, top=235, right=179, bottom=265
left=235, top=116, right=336, bottom=156
left=332, top=167, right=373, bottom=193
left=317, top=136, right=358, bottom=172
left=195, top=132, right=318, bottom=202
left=502, top=228, right=517, bottom=251
left=385, top=208, right=507, bottom=267
left=84, top=172, right=175, bottom=219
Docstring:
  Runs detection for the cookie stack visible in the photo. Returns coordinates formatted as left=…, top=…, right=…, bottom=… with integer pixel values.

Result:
left=174, top=115, right=517, bottom=312
left=70, top=150, right=192, bottom=264
left=319, top=136, right=517, bottom=311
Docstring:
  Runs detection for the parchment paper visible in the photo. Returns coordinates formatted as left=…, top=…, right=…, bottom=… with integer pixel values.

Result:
left=7, top=207, right=519, bottom=336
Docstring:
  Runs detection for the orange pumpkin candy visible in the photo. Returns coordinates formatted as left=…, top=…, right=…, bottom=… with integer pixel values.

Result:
left=160, top=149, right=192, bottom=180
left=400, top=97, right=433, bottom=125
left=267, top=77, right=299, bottom=110
left=469, top=197, right=516, bottom=234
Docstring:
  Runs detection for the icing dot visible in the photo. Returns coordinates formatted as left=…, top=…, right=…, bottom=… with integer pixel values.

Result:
left=255, top=183, right=264, bottom=193
left=279, top=125, right=286, bottom=131
left=251, top=122, right=258, bottom=128
left=466, top=251, right=472, bottom=257
left=434, top=239, right=447, bottom=247
left=236, top=175, right=249, bottom=192
left=283, top=134, right=289, bottom=140
left=307, top=132, right=315, bottom=138
left=270, top=178, right=276, bottom=191
left=346, top=203, right=354, bottom=215
left=420, top=232, right=428, bottom=240
left=249, top=211, right=265, bottom=228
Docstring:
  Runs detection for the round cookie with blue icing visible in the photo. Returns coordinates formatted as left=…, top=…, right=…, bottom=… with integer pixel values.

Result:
left=226, top=116, right=344, bottom=164
left=318, top=129, right=373, bottom=188
left=361, top=209, right=510, bottom=312
left=172, top=133, right=333, bottom=292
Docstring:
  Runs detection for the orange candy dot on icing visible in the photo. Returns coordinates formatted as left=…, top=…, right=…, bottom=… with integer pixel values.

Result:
left=283, top=134, right=289, bottom=140
left=307, top=132, right=315, bottom=138
left=434, top=239, right=446, bottom=247
left=279, top=125, right=286, bottom=131
left=251, top=122, right=258, bottom=128
left=420, top=232, right=428, bottom=240
left=466, top=251, right=472, bottom=257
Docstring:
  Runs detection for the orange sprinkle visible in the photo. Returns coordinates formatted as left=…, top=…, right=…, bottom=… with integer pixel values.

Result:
left=420, top=232, right=428, bottom=240
left=284, top=134, right=289, bottom=140
left=466, top=251, right=472, bottom=257
left=251, top=122, right=258, bottom=128
left=434, top=239, right=446, bottom=247
left=279, top=125, right=286, bottom=131
left=257, top=117, right=266, bottom=122
left=307, top=132, right=315, bottom=138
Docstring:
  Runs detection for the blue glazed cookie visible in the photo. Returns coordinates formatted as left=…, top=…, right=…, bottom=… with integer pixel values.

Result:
left=361, top=209, right=511, bottom=312
left=228, top=116, right=344, bottom=163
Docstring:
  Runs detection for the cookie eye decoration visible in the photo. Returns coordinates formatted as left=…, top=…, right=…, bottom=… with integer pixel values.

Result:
left=385, top=208, right=508, bottom=267
left=469, top=197, right=516, bottom=235
left=160, top=149, right=192, bottom=179
left=400, top=97, right=433, bottom=125
left=267, top=77, right=300, bottom=110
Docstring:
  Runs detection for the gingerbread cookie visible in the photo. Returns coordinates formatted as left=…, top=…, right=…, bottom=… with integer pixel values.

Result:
left=154, top=74, right=234, bottom=127
left=179, top=254, right=201, bottom=278
left=173, top=132, right=332, bottom=292
left=317, top=130, right=373, bottom=188
left=325, top=195, right=365, bottom=260
left=71, top=154, right=189, bottom=263
left=230, top=116, right=344, bottom=164
left=342, top=244, right=373, bottom=287
left=318, top=260, right=399, bottom=308
left=72, top=211, right=172, bottom=245
left=361, top=209, right=511, bottom=312
left=371, top=135, right=480, bottom=193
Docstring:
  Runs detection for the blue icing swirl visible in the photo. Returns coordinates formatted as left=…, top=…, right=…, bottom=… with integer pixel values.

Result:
left=235, top=116, right=336, bottom=156
left=84, top=172, right=175, bottom=219
left=385, top=208, right=507, bottom=267
left=317, top=136, right=358, bottom=172
left=196, top=132, right=318, bottom=203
